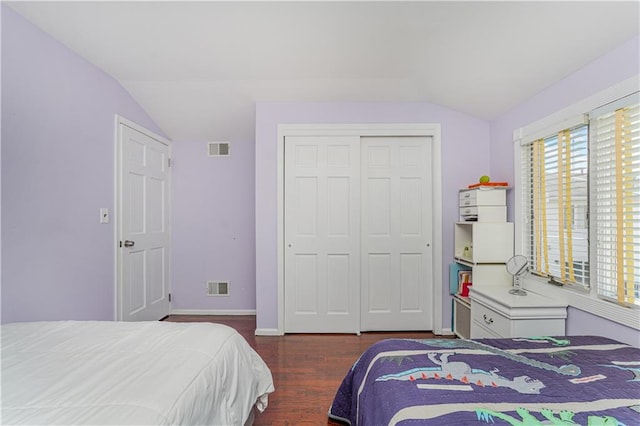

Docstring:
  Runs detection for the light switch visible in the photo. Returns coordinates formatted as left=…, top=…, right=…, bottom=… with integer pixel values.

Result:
left=100, top=208, right=109, bottom=224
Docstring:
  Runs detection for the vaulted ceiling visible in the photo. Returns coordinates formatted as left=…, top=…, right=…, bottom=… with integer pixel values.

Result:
left=6, top=1, right=639, bottom=141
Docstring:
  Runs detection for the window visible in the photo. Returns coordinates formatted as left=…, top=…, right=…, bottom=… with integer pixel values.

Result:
left=522, top=124, right=589, bottom=286
left=519, top=91, right=640, bottom=310
left=591, top=95, right=640, bottom=307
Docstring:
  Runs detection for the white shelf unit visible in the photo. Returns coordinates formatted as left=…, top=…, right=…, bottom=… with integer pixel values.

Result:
left=454, top=222, right=514, bottom=265
left=452, top=222, right=513, bottom=339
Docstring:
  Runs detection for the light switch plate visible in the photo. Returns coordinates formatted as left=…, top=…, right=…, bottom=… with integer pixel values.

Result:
left=100, top=208, right=109, bottom=224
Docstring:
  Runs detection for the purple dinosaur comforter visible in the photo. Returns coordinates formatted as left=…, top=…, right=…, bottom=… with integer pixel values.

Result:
left=328, top=336, right=640, bottom=425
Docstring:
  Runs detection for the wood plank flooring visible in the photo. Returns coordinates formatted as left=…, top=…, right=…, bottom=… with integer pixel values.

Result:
left=163, top=315, right=452, bottom=425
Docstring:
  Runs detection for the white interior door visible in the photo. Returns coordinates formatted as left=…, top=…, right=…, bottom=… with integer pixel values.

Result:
left=360, top=136, right=433, bottom=331
left=118, top=121, right=171, bottom=321
left=284, top=135, right=360, bottom=333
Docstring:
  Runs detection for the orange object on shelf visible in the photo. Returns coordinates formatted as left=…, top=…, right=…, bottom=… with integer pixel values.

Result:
left=467, top=182, right=509, bottom=189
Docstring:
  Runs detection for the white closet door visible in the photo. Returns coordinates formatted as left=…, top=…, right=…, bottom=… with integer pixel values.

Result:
left=284, top=136, right=360, bottom=333
left=360, top=136, right=433, bottom=331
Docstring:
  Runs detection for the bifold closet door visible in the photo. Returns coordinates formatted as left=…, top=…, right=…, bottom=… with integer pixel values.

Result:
left=360, top=136, right=433, bottom=331
left=284, top=136, right=361, bottom=333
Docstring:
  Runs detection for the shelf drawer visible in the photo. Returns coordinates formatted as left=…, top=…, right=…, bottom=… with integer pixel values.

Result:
left=459, top=190, right=477, bottom=206
left=459, top=188, right=506, bottom=207
left=472, top=302, right=510, bottom=338
left=459, top=206, right=506, bottom=222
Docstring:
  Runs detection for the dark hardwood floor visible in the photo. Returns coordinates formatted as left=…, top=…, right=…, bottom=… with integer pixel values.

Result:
left=163, top=315, right=453, bottom=425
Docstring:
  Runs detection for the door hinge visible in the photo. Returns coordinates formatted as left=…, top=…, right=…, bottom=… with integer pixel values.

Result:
left=119, top=240, right=122, bottom=248
left=168, top=158, right=172, bottom=167
left=168, top=293, right=172, bottom=302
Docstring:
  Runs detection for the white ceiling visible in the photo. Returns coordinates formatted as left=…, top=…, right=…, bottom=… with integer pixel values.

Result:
left=7, top=1, right=639, bottom=142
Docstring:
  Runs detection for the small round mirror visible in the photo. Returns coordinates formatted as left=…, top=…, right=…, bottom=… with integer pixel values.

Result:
left=506, top=255, right=528, bottom=295
left=506, top=255, right=528, bottom=276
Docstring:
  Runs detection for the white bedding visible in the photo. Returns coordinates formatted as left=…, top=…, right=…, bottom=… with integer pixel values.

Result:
left=1, top=321, right=274, bottom=425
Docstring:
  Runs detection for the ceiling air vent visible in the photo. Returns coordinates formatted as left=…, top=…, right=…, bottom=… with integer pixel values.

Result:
left=208, top=142, right=230, bottom=157
left=207, top=281, right=230, bottom=296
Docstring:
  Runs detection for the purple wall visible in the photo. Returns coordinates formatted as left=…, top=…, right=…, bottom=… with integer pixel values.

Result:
left=255, top=102, right=491, bottom=331
left=171, top=139, right=256, bottom=311
left=1, top=6, right=166, bottom=323
left=489, top=35, right=640, bottom=343
left=4, top=2, right=637, bottom=341
left=490, top=35, right=640, bottom=222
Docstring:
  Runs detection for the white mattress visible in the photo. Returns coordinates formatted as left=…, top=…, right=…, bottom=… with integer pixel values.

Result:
left=1, top=321, right=274, bottom=425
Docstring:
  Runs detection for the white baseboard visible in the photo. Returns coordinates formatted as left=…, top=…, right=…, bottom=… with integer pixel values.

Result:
left=170, top=309, right=256, bottom=316
left=255, top=328, right=282, bottom=336
left=254, top=328, right=451, bottom=336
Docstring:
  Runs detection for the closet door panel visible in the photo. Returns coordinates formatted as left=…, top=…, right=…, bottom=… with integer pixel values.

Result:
left=361, top=136, right=433, bottom=331
left=284, top=136, right=360, bottom=333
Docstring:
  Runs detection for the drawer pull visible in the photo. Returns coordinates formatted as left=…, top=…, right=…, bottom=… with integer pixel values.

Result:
left=483, top=314, right=494, bottom=325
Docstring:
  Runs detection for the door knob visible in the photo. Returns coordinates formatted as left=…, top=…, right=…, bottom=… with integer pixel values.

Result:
left=123, top=240, right=135, bottom=248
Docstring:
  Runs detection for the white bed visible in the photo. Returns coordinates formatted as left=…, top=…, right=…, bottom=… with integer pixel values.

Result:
left=1, top=321, right=274, bottom=425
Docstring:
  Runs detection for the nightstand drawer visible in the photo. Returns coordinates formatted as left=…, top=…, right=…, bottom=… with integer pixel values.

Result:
left=472, top=302, right=510, bottom=337
left=470, top=321, right=502, bottom=339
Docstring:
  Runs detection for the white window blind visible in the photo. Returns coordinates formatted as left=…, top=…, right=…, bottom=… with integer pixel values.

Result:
left=522, top=124, right=589, bottom=286
left=591, top=95, right=640, bottom=308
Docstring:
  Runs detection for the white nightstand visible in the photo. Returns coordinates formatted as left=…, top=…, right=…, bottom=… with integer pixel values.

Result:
left=469, top=285, right=567, bottom=338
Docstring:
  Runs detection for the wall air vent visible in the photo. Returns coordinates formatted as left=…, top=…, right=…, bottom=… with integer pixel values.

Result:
left=207, top=281, right=230, bottom=296
left=208, top=142, right=230, bottom=157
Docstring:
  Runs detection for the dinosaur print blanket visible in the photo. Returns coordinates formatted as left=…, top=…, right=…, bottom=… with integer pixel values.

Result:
left=328, top=336, right=640, bottom=425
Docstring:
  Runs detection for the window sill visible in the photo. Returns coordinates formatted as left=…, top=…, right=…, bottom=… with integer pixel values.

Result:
left=522, top=275, right=640, bottom=331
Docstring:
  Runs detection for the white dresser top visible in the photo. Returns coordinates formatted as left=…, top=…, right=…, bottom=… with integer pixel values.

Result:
left=470, top=285, right=567, bottom=319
